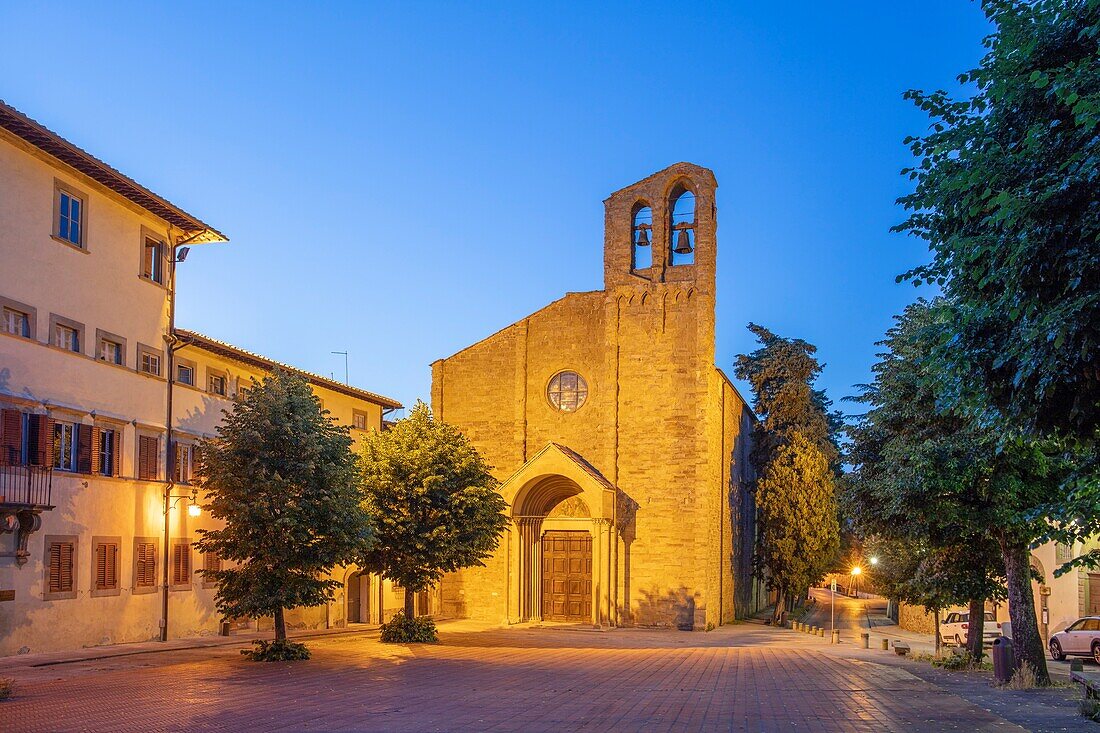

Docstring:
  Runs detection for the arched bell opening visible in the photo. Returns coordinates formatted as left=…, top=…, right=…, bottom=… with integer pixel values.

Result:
left=631, top=203, right=653, bottom=272
left=668, top=184, right=696, bottom=266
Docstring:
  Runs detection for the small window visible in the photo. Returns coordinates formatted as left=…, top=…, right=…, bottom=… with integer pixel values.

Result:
left=52, top=421, right=77, bottom=472
left=47, top=540, right=75, bottom=595
left=54, top=324, right=79, bottom=352
left=138, top=434, right=159, bottom=480
left=2, top=307, right=30, bottom=337
left=99, top=339, right=123, bottom=365
left=94, top=542, right=120, bottom=592
left=141, top=351, right=161, bottom=376
left=208, top=374, right=227, bottom=397
left=547, top=371, right=588, bottom=412
left=352, top=410, right=368, bottom=430
left=56, top=188, right=84, bottom=247
left=98, top=427, right=118, bottom=476
left=174, top=443, right=192, bottom=484
left=171, top=542, right=192, bottom=589
left=177, top=364, right=194, bottom=386
left=142, top=237, right=164, bottom=284
left=134, top=541, right=157, bottom=592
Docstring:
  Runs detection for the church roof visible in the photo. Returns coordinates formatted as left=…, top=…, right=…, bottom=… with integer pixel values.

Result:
left=551, top=443, right=613, bottom=489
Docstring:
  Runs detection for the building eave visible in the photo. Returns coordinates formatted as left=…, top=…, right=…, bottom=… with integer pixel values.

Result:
left=0, top=99, right=227, bottom=242
left=175, top=328, right=402, bottom=410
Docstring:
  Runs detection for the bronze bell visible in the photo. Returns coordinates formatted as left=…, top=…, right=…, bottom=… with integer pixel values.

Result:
left=635, top=226, right=650, bottom=247
left=673, top=227, right=693, bottom=254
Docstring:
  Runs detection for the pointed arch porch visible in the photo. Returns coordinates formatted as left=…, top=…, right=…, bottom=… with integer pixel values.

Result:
left=502, top=443, right=617, bottom=627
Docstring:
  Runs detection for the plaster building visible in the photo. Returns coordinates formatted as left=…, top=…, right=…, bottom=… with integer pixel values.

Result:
left=0, top=101, right=401, bottom=655
left=431, top=163, right=765, bottom=629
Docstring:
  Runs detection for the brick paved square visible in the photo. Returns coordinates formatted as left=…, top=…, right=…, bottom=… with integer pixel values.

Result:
left=3, top=623, right=1037, bottom=732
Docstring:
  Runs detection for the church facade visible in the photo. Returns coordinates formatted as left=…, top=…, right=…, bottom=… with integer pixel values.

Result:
left=431, top=163, right=765, bottom=629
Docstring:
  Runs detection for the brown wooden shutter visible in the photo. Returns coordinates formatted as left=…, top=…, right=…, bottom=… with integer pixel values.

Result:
left=112, top=430, right=122, bottom=477
left=136, top=542, right=156, bottom=587
left=172, top=544, right=191, bottom=586
left=95, top=544, right=107, bottom=589
left=204, top=551, right=221, bottom=574
left=76, top=424, right=93, bottom=473
left=90, top=427, right=101, bottom=474
left=0, top=408, right=21, bottom=466
left=49, top=541, right=74, bottom=593
left=138, top=436, right=158, bottom=480
left=28, top=415, right=52, bottom=466
left=191, top=444, right=203, bottom=483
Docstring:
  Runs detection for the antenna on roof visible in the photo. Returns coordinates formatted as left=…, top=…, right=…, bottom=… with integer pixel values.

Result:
left=331, top=351, right=349, bottom=385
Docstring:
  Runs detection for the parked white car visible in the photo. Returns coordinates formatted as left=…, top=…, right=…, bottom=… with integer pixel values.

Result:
left=1049, top=616, right=1100, bottom=663
left=940, top=611, right=1003, bottom=646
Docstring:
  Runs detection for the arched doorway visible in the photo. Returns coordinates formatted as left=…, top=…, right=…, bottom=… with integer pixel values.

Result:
left=515, top=474, right=595, bottom=623
left=501, top=443, right=618, bottom=627
left=1030, top=555, right=1049, bottom=642
left=346, top=571, right=369, bottom=624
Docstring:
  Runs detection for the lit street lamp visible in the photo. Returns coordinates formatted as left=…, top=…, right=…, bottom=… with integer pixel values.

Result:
left=850, top=565, right=862, bottom=598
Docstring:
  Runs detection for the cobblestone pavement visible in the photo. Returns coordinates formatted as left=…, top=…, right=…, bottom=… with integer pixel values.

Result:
left=0, top=621, right=1056, bottom=732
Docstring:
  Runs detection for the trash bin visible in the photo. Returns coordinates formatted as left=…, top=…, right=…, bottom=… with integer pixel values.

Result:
left=992, top=636, right=1014, bottom=684
left=860, top=632, right=869, bottom=648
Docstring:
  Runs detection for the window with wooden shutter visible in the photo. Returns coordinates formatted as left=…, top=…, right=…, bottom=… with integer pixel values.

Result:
left=138, top=435, right=158, bottom=480
left=171, top=542, right=192, bottom=588
left=201, top=550, right=221, bottom=588
left=0, top=408, right=22, bottom=466
left=132, top=539, right=158, bottom=594
left=94, top=542, right=118, bottom=590
left=45, top=537, right=77, bottom=599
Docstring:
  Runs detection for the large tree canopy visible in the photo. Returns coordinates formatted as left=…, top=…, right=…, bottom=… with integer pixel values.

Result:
left=359, top=401, right=509, bottom=619
left=895, top=0, right=1100, bottom=440
left=195, top=371, right=371, bottom=654
left=735, top=324, right=841, bottom=619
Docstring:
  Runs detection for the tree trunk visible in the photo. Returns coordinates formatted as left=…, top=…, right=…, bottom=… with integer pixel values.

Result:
left=404, top=588, right=416, bottom=618
left=274, top=606, right=287, bottom=643
left=772, top=588, right=786, bottom=624
left=934, top=608, right=942, bottom=657
left=966, top=598, right=985, bottom=661
left=1001, top=539, right=1050, bottom=685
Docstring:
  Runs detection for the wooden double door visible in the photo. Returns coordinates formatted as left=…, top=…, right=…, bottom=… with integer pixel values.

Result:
left=541, top=530, right=592, bottom=621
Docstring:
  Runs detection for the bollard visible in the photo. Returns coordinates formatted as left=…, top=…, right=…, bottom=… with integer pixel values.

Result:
left=860, top=632, right=869, bottom=649
left=880, top=638, right=889, bottom=651
left=793, top=621, right=800, bottom=631
left=809, top=625, right=816, bottom=634
left=831, top=629, right=840, bottom=644
left=817, top=627, right=824, bottom=638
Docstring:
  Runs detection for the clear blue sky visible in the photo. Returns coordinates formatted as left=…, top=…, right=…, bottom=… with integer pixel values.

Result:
left=1, top=1, right=989, bottom=415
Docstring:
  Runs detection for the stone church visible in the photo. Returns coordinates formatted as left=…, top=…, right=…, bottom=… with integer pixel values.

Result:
left=430, top=163, right=764, bottom=629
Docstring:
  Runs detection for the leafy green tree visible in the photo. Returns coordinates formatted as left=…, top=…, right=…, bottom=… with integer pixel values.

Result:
left=895, top=0, right=1100, bottom=442
left=735, top=324, right=841, bottom=620
left=845, top=300, right=1066, bottom=678
left=755, top=432, right=840, bottom=617
left=195, top=371, right=371, bottom=656
left=359, top=401, right=509, bottom=622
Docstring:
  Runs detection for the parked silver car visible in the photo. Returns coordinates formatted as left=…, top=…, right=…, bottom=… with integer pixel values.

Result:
left=1049, top=616, right=1100, bottom=663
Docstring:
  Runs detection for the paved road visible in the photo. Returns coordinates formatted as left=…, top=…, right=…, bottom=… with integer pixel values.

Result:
left=1, top=620, right=1069, bottom=732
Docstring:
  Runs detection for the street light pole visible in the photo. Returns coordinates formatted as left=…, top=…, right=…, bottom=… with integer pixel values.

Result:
left=159, top=230, right=224, bottom=642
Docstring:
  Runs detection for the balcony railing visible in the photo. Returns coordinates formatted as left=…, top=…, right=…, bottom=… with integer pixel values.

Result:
left=0, top=453, right=53, bottom=508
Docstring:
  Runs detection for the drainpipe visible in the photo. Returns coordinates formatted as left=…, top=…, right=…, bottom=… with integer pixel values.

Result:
left=160, top=232, right=181, bottom=643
